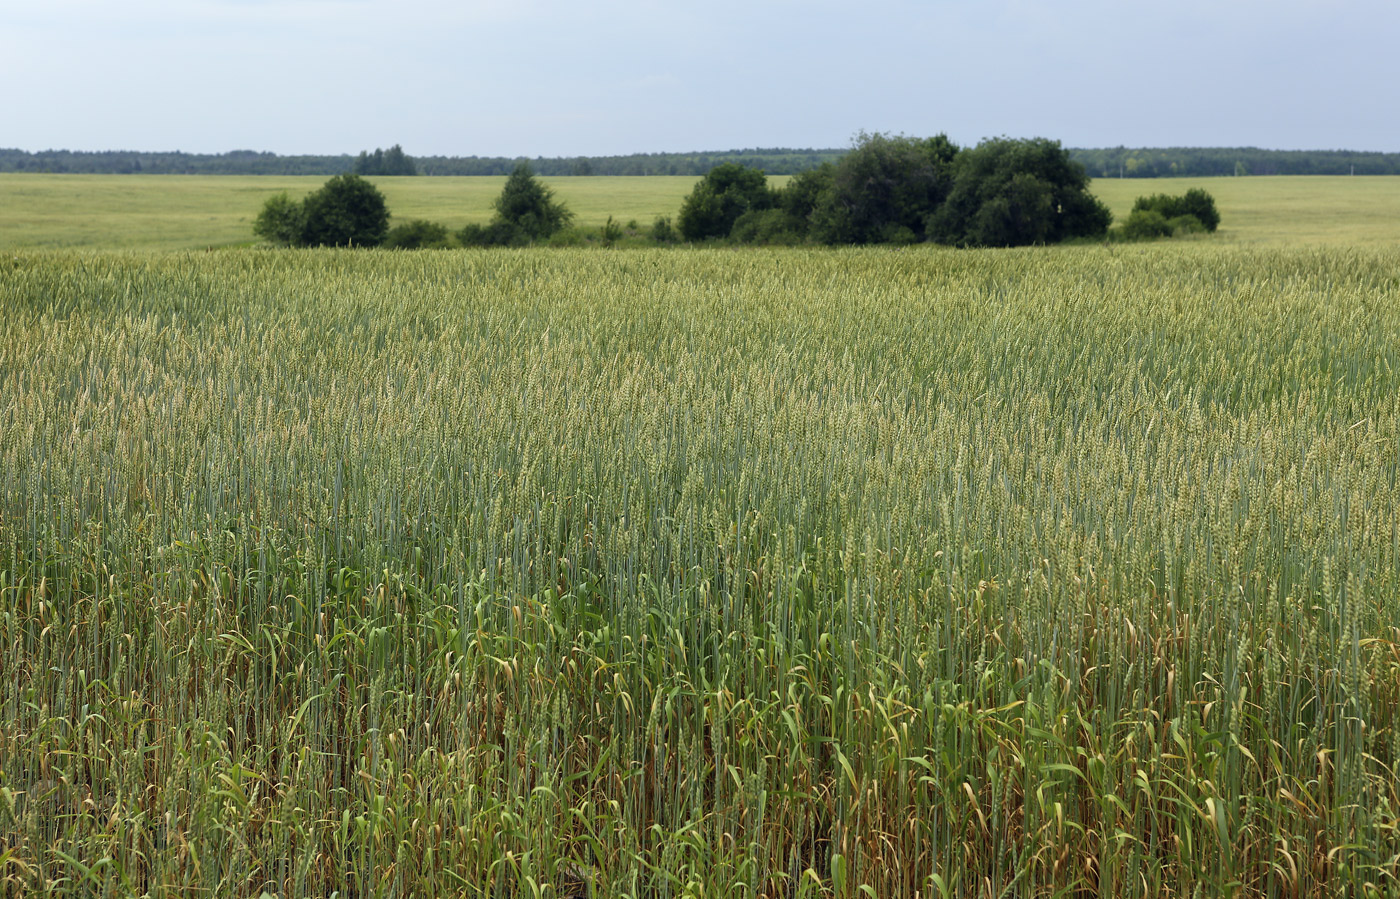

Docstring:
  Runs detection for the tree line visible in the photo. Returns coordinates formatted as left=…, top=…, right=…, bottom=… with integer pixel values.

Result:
left=257, top=134, right=1219, bottom=250
left=7, top=144, right=1399, bottom=177
left=1072, top=146, right=1400, bottom=177
left=0, top=147, right=844, bottom=176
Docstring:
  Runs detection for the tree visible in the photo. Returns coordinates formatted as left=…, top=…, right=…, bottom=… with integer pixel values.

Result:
left=354, top=144, right=417, bottom=176
left=807, top=132, right=959, bottom=244
left=677, top=163, right=775, bottom=241
left=253, top=192, right=305, bottom=246
left=298, top=174, right=391, bottom=247
left=929, top=137, right=1111, bottom=246
left=493, top=163, right=573, bottom=242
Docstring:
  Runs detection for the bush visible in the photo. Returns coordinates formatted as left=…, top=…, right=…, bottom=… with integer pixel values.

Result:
left=458, top=220, right=526, bottom=248
left=1119, top=209, right=1174, bottom=240
left=252, top=192, right=305, bottom=247
left=253, top=176, right=390, bottom=247
left=651, top=216, right=677, bottom=243
left=730, top=209, right=807, bottom=245
left=1133, top=189, right=1220, bottom=232
left=383, top=219, right=451, bottom=249
left=601, top=215, right=623, bottom=246
left=1166, top=214, right=1207, bottom=235
left=678, top=163, right=775, bottom=241
left=299, top=174, right=391, bottom=247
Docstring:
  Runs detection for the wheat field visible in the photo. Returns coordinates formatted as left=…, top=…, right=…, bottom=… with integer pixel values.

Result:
left=2, top=244, right=1398, bottom=897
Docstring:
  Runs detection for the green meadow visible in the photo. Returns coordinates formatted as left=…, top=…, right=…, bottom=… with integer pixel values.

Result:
left=3, top=173, right=1399, bottom=250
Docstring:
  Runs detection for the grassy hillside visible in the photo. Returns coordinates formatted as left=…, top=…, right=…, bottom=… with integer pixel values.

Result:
left=3, top=245, right=1398, bottom=896
left=2, top=174, right=1398, bottom=251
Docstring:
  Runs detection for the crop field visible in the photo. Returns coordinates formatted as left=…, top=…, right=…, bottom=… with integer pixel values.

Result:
left=3, top=174, right=1399, bottom=251
left=2, top=243, right=1398, bottom=897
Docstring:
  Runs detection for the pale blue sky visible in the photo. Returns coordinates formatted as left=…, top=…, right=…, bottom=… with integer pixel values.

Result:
left=4, top=0, right=1397, bottom=156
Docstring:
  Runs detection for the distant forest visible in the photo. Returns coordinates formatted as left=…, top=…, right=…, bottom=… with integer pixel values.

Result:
left=3, top=145, right=1399, bottom=177
left=0, top=147, right=845, bottom=176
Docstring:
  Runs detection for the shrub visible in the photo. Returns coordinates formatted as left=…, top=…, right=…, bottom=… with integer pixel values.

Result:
left=254, top=176, right=391, bottom=248
left=383, top=219, right=451, bottom=249
left=601, top=215, right=623, bottom=246
left=253, top=192, right=305, bottom=247
left=458, top=221, right=526, bottom=248
left=1166, top=214, right=1207, bottom=235
left=1133, top=189, right=1220, bottom=232
left=651, top=216, right=677, bottom=243
left=1119, top=209, right=1173, bottom=240
left=730, top=209, right=807, bottom=245
left=299, top=174, right=391, bottom=247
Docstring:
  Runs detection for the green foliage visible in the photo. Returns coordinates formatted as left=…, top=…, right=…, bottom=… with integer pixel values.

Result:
left=252, top=176, right=391, bottom=247
left=677, top=162, right=776, bottom=241
left=1167, top=213, right=1207, bottom=234
left=383, top=219, right=451, bottom=249
left=930, top=137, right=1112, bottom=246
left=729, top=208, right=807, bottom=245
left=1133, top=188, right=1221, bottom=231
left=298, top=174, right=391, bottom=247
left=601, top=215, right=623, bottom=246
left=457, top=220, right=526, bottom=248
left=252, top=192, right=305, bottom=246
left=492, top=163, right=573, bottom=242
left=353, top=144, right=417, bottom=176
left=651, top=215, right=677, bottom=243
left=807, top=132, right=959, bottom=244
left=778, top=162, right=834, bottom=222
left=1120, top=208, right=1174, bottom=240
left=453, top=164, right=574, bottom=247
left=1069, top=146, right=1400, bottom=178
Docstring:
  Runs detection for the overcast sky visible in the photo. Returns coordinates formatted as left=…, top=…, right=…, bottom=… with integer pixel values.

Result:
left=4, top=0, right=1397, bottom=157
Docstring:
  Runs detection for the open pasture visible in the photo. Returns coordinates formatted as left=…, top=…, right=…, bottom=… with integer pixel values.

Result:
left=2, top=244, right=1398, bottom=896
left=2, top=173, right=1399, bottom=250
left=0, top=174, right=707, bottom=251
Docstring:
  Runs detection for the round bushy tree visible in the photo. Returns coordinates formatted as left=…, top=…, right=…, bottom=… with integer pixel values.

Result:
left=299, top=174, right=391, bottom=247
left=808, top=132, right=959, bottom=244
left=252, top=192, right=305, bottom=246
left=930, top=137, right=1112, bottom=247
left=677, top=163, right=775, bottom=241
left=493, top=163, right=573, bottom=242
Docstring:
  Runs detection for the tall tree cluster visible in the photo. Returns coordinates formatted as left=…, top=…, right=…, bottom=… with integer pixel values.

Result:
left=681, top=134, right=1114, bottom=248
left=353, top=145, right=417, bottom=176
